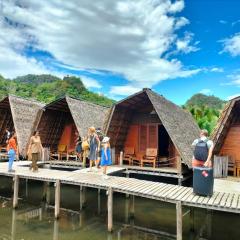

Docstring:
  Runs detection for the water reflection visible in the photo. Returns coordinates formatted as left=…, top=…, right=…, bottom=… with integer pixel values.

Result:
left=0, top=176, right=240, bottom=240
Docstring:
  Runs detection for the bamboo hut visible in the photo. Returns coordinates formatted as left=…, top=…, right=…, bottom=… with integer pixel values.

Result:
left=211, top=96, right=240, bottom=177
left=36, top=96, right=109, bottom=158
left=0, top=95, right=44, bottom=155
left=105, top=88, right=200, bottom=177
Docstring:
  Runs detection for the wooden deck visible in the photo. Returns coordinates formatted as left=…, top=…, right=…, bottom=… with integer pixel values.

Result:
left=1, top=161, right=240, bottom=240
left=0, top=161, right=239, bottom=214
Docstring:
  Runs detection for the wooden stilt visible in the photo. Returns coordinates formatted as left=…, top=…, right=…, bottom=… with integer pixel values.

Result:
left=124, top=197, right=130, bottom=224
left=98, top=188, right=101, bottom=215
left=206, top=209, right=212, bottom=239
left=54, top=180, right=60, bottom=219
left=80, top=186, right=86, bottom=211
left=11, top=209, right=17, bottom=240
left=176, top=201, right=182, bottom=240
left=130, top=195, right=135, bottom=219
left=53, top=219, right=59, bottom=240
left=190, top=207, right=194, bottom=232
left=107, top=187, right=113, bottom=232
left=13, top=175, right=19, bottom=208
left=25, top=179, right=28, bottom=197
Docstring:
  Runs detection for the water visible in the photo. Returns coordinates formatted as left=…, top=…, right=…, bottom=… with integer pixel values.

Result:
left=0, top=176, right=240, bottom=240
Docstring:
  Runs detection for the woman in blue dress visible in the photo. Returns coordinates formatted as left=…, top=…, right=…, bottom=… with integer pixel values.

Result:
left=100, top=137, right=112, bottom=179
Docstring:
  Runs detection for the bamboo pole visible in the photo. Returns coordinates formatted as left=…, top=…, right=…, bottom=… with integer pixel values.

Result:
left=98, top=188, right=101, bottom=215
left=107, top=187, right=113, bottom=232
left=13, top=175, right=19, bottom=208
left=176, top=201, right=182, bottom=240
left=80, top=186, right=86, bottom=211
left=54, top=180, right=61, bottom=219
left=130, top=195, right=135, bottom=219
left=190, top=207, right=194, bottom=232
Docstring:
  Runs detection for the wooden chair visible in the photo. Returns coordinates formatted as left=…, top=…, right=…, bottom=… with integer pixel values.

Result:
left=50, top=144, right=68, bottom=161
left=228, top=157, right=237, bottom=176
left=122, top=147, right=135, bottom=165
left=236, top=160, right=240, bottom=177
left=141, top=148, right=158, bottom=168
left=132, top=153, right=144, bottom=166
left=0, top=147, right=8, bottom=161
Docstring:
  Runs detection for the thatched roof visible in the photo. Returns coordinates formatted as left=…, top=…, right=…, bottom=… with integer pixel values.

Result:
left=0, top=95, right=44, bottom=155
left=211, top=96, right=240, bottom=153
left=105, top=88, right=200, bottom=168
left=42, top=96, right=109, bottom=137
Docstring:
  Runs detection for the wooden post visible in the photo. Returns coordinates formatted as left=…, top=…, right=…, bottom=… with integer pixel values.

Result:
left=13, top=175, right=19, bottom=208
left=177, top=157, right=182, bottom=186
left=54, top=180, right=60, bottom=219
left=206, top=210, right=212, bottom=239
left=98, top=188, right=101, bottom=215
left=11, top=209, right=17, bottom=240
left=130, top=195, right=135, bottom=219
left=124, top=197, right=130, bottom=224
left=107, top=187, right=113, bottom=232
left=25, top=179, right=28, bottom=198
left=176, top=201, right=182, bottom=240
left=190, top=207, right=194, bottom=232
left=119, top=151, right=123, bottom=166
left=80, top=186, right=86, bottom=211
left=53, top=219, right=59, bottom=240
left=112, top=148, right=116, bottom=165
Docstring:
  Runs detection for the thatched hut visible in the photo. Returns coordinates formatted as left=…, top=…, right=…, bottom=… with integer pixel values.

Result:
left=211, top=96, right=240, bottom=176
left=0, top=95, right=44, bottom=155
left=36, top=96, right=109, bottom=153
left=105, top=88, right=200, bottom=176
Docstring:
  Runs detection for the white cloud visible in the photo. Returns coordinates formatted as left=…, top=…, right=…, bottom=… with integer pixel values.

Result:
left=221, top=33, right=240, bottom=56
left=199, top=89, right=212, bottom=95
left=176, top=32, right=200, bottom=54
left=0, top=0, right=200, bottom=92
left=80, top=76, right=102, bottom=89
left=226, top=94, right=240, bottom=100
left=210, top=67, right=224, bottom=73
left=221, top=74, right=240, bottom=86
left=110, top=85, right=142, bottom=96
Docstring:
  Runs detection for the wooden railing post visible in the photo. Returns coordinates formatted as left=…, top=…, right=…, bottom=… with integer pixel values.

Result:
left=54, top=180, right=61, bottom=219
left=107, top=187, right=113, bottom=232
left=80, top=185, right=86, bottom=211
left=176, top=201, right=182, bottom=240
left=13, top=175, right=19, bottom=208
left=119, top=151, right=123, bottom=166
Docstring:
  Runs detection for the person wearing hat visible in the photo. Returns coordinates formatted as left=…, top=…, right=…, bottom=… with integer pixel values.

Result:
left=100, top=136, right=112, bottom=179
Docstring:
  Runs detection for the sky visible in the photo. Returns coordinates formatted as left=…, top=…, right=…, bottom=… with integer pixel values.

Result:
left=0, top=0, right=240, bottom=105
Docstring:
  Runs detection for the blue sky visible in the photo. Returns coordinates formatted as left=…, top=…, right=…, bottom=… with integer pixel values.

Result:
left=0, top=0, right=240, bottom=105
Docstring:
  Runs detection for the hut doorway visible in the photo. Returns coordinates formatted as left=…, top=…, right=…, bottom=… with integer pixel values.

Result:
left=158, top=125, right=170, bottom=158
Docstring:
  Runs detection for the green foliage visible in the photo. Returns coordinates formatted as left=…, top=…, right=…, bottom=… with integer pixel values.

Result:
left=0, top=74, right=114, bottom=107
left=184, top=94, right=226, bottom=134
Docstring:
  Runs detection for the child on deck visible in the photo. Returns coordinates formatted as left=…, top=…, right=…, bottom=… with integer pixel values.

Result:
left=100, top=137, right=112, bottom=179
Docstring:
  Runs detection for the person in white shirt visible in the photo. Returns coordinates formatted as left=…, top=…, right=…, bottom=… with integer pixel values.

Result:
left=192, top=129, right=214, bottom=168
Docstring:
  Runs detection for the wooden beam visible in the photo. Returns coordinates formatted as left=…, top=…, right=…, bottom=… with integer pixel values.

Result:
left=107, top=187, right=113, bottom=232
left=13, top=175, right=19, bottom=208
left=54, top=180, right=61, bottom=219
left=176, top=201, right=182, bottom=240
left=119, top=151, right=123, bottom=166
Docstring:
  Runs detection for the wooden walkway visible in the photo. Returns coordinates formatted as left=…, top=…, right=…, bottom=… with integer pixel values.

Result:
left=1, top=161, right=240, bottom=240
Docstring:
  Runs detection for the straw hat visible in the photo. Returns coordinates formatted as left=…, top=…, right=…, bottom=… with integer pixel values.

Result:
left=102, top=136, right=110, bottom=143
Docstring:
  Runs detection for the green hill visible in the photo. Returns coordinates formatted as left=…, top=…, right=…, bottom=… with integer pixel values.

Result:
left=185, top=93, right=225, bottom=109
left=0, top=74, right=114, bottom=106
left=184, top=93, right=226, bottom=134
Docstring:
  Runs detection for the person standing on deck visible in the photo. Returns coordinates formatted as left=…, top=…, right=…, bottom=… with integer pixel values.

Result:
left=76, top=136, right=83, bottom=161
left=100, top=137, right=112, bottom=179
left=88, top=127, right=100, bottom=171
left=7, top=132, right=18, bottom=172
left=28, top=131, right=43, bottom=172
left=192, top=129, right=214, bottom=167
